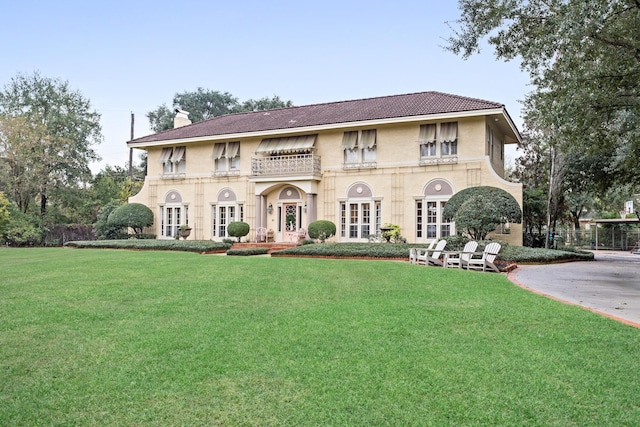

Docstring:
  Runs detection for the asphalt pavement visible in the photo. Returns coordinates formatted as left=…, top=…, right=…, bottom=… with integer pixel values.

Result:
left=509, top=250, right=640, bottom=327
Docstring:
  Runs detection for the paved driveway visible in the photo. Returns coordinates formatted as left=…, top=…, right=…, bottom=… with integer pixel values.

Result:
left=510, top=251, right=640, bottom=327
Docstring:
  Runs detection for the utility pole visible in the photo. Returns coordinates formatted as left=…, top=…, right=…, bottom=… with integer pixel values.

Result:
left=129, top=112, right=134, bottom=179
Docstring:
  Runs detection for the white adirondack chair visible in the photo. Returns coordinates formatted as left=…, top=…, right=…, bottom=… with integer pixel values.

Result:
left=416, top=240, right=447, bottom=266
left=466, top=242, right=502, bottom=272
left=444, top=241, right=479, bottom=269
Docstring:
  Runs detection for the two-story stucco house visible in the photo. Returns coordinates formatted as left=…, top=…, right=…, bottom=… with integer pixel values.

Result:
left=127, top=91, right=523, bottom=245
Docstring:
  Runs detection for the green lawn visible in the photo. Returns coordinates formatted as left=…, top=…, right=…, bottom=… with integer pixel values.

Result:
left=1, top=248, right=638, bottom=426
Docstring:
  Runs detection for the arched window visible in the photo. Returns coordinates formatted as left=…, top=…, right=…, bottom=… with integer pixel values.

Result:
left=339, top=182, right=381, bottom=241
left=415, top=179, right=455, bottom=241
left=160, top=190, right=188, bottom=238
left=211, top=188, right=244, bottom=239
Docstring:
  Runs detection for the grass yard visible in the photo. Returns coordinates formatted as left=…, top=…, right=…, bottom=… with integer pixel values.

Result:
left=1, top=248, right=639, bottom=426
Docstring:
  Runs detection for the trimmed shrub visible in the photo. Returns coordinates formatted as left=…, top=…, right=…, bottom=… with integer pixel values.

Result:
left=94, top=201, right=126, bottom=240
left=226, top=247, right=270, bottom=256
left=308, top=220, right=336, bottom=243
left=443, top=186, right=522, bottom=240
left=107, top=203, right=154, bottom=234
left=227, top=221, right=250, bottom=242
left=65, top=239, right=232, bottom=253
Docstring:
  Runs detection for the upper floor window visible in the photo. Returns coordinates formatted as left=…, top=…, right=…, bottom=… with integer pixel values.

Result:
left=419, top=122, right=458, bottom=165
left=342, top=129, right=377, bottom=169
left=213, top=142, right=240, bottom=176
left=160, top=147, right=186, bottom=177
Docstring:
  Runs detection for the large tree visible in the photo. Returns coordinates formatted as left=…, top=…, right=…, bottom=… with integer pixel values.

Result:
left=0, top=115, right=47, bottom=213
left=147, top=89, right=294, bottom=133
left=447, top=0, right=640, bottom=190
left=0, top=72, right=102, bottom=217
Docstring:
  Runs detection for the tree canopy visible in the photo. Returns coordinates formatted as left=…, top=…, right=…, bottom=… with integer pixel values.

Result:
left=0, top=72, right=102, bottom=217
left=147, top=89, right=294, bottom=132
left=447, top=1, right=640, bottom=190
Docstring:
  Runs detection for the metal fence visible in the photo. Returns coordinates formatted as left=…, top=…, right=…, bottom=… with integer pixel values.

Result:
left=564, top=226, right=640, bottom=251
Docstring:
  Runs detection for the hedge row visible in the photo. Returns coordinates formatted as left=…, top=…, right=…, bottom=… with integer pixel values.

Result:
left=64, top=239, right=594, bottom=263
left=226, top=247, right=270, bottom=256
left=64, top=239, right=232, bottom=253
left=273, top=242, right=594, bottom=263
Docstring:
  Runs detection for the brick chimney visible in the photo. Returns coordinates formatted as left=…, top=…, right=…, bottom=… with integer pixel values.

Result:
left=173, top=109, right=191, bottom=128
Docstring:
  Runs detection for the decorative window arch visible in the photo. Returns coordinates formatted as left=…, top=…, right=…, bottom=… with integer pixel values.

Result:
left=339, top=182, right=381, bottom=241
left=160, top=190, right=188, bottom=238
left=415, top=179, right=455, bottom=241
left=275, top=186, right=304, bottom=233
left=211, top=188, right=244, bottom=239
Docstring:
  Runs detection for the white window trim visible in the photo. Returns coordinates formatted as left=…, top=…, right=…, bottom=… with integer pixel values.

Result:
left=159, top=203, right=189, bottom=239
left=338, top=197, right=382, bottom=242
left=161, top=146, right=187, bottom=179
left=213, top=142, right=241, bottom=177
left=210, top=201, right=245, bottom=240
left=419, top=122, right=458, bottom=165
left=342, top=130, right=377, bottom=170
left=415, top=196, right=454, bottom=242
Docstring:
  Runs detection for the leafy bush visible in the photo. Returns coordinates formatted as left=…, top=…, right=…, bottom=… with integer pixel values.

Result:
left=443, top=186, right=522, bottom=240
left=0, top=192, right=10, bottom=235
left=442, top=235, right=471, bottom=251
left=2, top=206, right=43, bottom=246
left=226, top=247, right=270, bottom=256
left=307, top=220, right=336, bottom=243
left=381, top=223, right=405, bottom=243
left=107, top=203, right=154, bottom=234
left=65, top=239, right=231, bottom=253
left=455, top=195, right=505, bottom=241
left=94, top=201, right=123, bottom=240
left=227, top=221, right=250, bottom=242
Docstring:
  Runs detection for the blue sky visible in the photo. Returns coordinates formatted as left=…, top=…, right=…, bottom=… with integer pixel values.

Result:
left=1, top=0, right=529, bottom=173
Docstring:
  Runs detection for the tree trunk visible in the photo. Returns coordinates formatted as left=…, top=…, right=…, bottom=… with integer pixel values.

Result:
left=40, top=193, right=47, bottom=217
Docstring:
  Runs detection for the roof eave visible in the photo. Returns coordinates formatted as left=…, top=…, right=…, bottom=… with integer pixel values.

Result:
left=127, top=107, right=518, bottom=148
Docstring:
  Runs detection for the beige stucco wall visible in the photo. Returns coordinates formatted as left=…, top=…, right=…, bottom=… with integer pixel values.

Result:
left=130, top=115, right=523, bottom=245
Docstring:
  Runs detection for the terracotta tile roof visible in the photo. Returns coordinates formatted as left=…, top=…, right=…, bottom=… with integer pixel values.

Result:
left=129, top=91, right=503, bottom=144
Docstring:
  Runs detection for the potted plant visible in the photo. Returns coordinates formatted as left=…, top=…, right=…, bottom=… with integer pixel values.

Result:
left=179, top=224, right=192, bottom=239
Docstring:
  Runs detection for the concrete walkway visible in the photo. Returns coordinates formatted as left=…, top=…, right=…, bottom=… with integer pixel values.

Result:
left=509, top=250, right=640, bottom=327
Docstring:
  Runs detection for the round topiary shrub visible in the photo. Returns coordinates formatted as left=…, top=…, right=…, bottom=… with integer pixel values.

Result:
left=107, top=203, right=154, bottom=235
left=227, top=221, right=250, bottom=242
left=307, top=220, right=336, bottom=243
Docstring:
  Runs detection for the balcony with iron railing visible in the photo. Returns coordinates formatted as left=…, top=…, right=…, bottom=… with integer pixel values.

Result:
left=251, top=154, right=321, bottom=178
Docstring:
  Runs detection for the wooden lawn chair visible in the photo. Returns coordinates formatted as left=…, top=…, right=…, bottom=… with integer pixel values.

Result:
left=444, top=241, right=479, bottom=269
left=466, top=242, right=502, bottom=272
left=416, top=240, right=447, bottom=266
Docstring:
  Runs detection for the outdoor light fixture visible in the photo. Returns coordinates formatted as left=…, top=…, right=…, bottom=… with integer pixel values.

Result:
left=304, top=202, right=307, bottom=212
left=268, top=203, right=273, bottom=214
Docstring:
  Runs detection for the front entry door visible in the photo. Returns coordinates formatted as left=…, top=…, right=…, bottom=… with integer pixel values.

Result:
left=283, top=203, right=298, bottom=242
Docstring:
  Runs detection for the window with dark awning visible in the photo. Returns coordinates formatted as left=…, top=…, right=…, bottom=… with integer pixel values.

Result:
left=255, top=135, right=317, bottom=154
